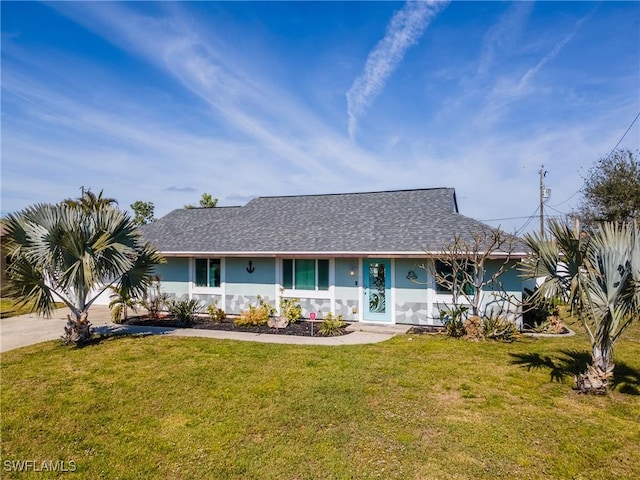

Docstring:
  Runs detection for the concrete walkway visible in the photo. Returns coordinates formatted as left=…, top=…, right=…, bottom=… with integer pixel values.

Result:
left=1, top=305, right=408, bottom=353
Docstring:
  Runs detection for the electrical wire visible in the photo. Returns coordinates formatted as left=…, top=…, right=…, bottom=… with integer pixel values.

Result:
left=549, top=110, right=640, bottom=208
left=515, top=205, right=540, bottom=236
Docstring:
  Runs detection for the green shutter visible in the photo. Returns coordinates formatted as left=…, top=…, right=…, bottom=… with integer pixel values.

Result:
left=295, top=259, right=315, bottom=290
left=317, top=259, right=329, bottom=290
left=195, top=259, right=207, bottom=287
left=282, top=259, right=293, bottom=289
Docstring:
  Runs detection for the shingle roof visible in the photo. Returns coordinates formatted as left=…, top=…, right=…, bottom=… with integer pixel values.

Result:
left=140, top=188, right=527, bottom=256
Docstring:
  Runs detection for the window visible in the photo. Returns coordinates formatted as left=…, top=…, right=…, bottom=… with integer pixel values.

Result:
left=195, top=258, right=221, bottom=287
left=434, top=260, right=474, bottom=295
left=282, top=259, right=329, bottom=291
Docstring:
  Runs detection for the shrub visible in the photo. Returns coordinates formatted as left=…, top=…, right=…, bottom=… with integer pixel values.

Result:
left=440, top=306, right=468, bottom=337
left=236, top=304, right=271, bottom=327
left=318, top=313, right=346, bottom=336
left=257, top=296, right=277, bottom=317
left=169, top=299, right=203, bottom=327
left=522, top=287, right=561, bottom=329
left=482, top=315, right=517, bottom=342
left=140, top=276, right=170, bottom=319
left=280, top=296, right=302, bottom=323
left=206, top=300, right=226, bottom=323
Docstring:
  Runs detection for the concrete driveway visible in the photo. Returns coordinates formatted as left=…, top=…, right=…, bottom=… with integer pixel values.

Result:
left=1, top=305, right=403, bottom=352
left=1, top=305, right=114, bottom=353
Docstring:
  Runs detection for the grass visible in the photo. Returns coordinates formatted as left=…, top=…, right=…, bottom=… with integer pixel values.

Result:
left=0, top=297, right=65, bottom=319
left=1, top=318, right=639, bottom=479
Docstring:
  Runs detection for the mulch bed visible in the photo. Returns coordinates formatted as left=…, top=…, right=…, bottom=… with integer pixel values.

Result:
left=123, top=316, right=351, bottom=337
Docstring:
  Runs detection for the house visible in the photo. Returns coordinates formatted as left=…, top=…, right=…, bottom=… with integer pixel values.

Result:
left=140, top=188, right=528, bottom=326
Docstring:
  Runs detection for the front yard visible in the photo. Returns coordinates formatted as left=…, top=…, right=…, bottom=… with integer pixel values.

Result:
left=1, top=319, right=639, bottom=479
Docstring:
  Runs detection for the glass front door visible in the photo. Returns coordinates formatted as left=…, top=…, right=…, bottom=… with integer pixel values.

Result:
left=363, top=259, right=391, bottom=322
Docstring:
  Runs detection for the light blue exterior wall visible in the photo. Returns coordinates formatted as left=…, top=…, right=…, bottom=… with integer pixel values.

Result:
left=225, top=257, right=276, bottom=314
left=154, top=258, right=189, bottom=301
left=334, top=258, right=359, bottom=321
left=155, top=256, right=525, bottom=327
left=394, top=259, right=431, bottom=325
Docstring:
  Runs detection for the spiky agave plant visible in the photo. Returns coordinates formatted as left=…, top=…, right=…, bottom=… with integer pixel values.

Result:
left=521, top=220, right=639, bottom=393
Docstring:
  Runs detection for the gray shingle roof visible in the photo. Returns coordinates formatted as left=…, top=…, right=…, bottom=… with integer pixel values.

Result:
left=140, top=188, right=526, bottom=256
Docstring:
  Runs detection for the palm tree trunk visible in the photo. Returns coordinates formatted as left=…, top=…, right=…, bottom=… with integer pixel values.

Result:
left=575, top=345, right=615, bottom=394
left=62, top=310, right=93, bottom=345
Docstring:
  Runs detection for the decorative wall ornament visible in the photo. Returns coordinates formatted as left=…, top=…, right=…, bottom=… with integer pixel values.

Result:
left=406, top=270, right=417, bottom=281
left=246, top=260, right=255, bottom=274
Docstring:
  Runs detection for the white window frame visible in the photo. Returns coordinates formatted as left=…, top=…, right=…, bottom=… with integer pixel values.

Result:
left=192, top=257, right=224, bottom=293
left=281, top=258, right=330, bottom=296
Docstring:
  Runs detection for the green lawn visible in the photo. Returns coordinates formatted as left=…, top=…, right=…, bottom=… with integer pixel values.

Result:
left=0, top=298, right=65, bottom=319
left=1, top=319, right=639, bottom=479
left=0, top=298, right=35, bottom=319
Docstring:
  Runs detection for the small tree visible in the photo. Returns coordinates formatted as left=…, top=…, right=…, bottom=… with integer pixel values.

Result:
left=108, top=285, right=138, bottom=323
left=579, top=149, right=640, bottom=226
left=185, top=193, right=218, bottom=209
left=4, top=200, right=164, bottom=345
left=521, top=219, right=639, bottom=394
left=418, top=226, right=519, bottom=319
left=131, top=200, right=156, bottom=225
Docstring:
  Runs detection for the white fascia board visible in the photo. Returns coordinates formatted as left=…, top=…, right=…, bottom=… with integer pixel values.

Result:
left=160, top=251, right=529, bottom=259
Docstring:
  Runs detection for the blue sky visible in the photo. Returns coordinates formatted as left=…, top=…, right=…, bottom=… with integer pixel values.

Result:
left=2, top=1, right=639, bottom=234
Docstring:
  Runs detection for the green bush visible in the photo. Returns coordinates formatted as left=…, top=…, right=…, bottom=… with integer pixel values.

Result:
left=280, top=296, right=302, bottom=323
left=318, top=313, right=346, bottom=336
left=206, top=300, right=226, bottom=323
left=440, top=306, right=468, bottom=337
left=482, top=315, right=517, bottom=342
left=169, top=299, right=203, bottom=327
left=522, top=287, right=561, bottom=329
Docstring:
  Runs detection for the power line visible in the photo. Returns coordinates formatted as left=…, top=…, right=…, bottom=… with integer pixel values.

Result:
left=549, top=110, right=640, bottom=208
left=479, top=214, right=542, bottom=222
left=515, top=205, right=540, bottom=236
left=604, top=111, right=640, bottom=162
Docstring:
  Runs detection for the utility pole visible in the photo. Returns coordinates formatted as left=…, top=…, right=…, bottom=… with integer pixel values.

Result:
left=539, top=166, right=549, bottom=236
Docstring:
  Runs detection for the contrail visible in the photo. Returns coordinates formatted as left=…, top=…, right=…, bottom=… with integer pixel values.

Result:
left=346, top=1, right=449, bottom=140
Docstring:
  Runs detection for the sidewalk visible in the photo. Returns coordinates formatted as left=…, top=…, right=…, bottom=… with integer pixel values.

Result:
left=1, top=305, right=404, bottom=353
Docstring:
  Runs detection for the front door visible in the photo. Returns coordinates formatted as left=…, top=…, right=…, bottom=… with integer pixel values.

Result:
left=363, top=259, right=391, bottom=322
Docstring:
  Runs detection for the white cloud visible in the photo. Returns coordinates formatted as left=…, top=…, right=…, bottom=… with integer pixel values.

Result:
left=477, top=2, right=534, bottom=77
left=346, top=1, right=449, bottom=140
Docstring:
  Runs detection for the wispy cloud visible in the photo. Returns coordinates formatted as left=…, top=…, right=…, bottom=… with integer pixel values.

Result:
left=47, top=2, right=388, bottom=180
left=516, top=7, right=596, bottom=94
left=477, top=2, right=534, bottom=76
left=479, top=6, right=597, bottom=124
left=346, top=1, right=449, bottom=139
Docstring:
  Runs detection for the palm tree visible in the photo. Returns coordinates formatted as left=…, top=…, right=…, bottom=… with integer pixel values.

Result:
left=3, top=201, right=164, bottom=345
left=63, top=188, right=118, bottom=212
left=521, top=219, right=639, bottom=393
left=108, top=285, right=138, bottom=324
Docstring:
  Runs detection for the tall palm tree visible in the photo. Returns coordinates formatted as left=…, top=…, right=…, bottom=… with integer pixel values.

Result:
left=3, top=201, right=164, bottom=344
left=521, top=220, right=639, bottom=393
